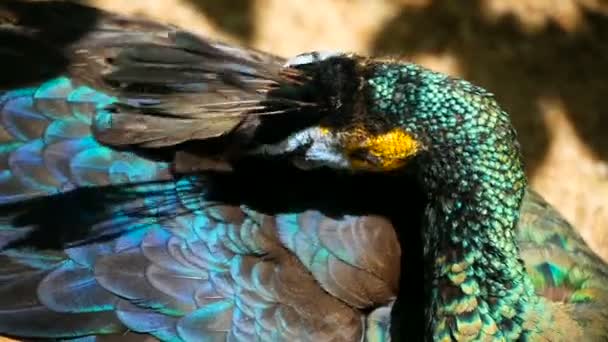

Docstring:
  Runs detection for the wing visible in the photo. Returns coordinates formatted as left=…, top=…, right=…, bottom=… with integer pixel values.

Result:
left=517, top=190, right=608, bottom=338
left=0, top=2, right=399, bottom=341
left=1, top=0, right=321, bottom=155
left=518, top=190, right=608, bottom=301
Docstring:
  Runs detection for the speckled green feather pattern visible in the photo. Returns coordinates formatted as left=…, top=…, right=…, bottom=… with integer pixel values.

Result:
left=363, top=61, right=608, bottom=341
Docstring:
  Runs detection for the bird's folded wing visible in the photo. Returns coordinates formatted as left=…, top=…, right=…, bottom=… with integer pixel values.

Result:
left=0, top=2, right=398, bottom=341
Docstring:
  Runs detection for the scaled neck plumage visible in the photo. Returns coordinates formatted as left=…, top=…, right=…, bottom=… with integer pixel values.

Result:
left=363, top=61, right=575, bottom=340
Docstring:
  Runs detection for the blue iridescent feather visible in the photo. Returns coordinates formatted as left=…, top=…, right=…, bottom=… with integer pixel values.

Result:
left=0, top=72, right=397, bottom=341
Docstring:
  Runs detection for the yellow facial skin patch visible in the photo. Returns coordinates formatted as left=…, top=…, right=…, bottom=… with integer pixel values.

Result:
left=339, top=127, right=420, bottom=171
left=255, top=125, right=419, bottom=172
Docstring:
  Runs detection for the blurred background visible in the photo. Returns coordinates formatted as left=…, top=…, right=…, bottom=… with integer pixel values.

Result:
left=83, top=0, right=608, bottom=260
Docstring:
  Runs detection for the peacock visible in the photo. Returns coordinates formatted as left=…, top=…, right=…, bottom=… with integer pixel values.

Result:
left=0, top=1, right=606, bottom=341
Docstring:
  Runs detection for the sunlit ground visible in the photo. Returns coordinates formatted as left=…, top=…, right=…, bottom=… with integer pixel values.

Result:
left=1, top=2, right=607, bottom=340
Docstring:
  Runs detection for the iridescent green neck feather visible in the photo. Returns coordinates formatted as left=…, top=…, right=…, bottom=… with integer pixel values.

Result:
left=364, top=61, right=570, bottom=340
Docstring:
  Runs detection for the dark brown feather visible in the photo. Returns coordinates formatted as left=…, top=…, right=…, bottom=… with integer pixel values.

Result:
left=1, top=0, right=317, bottom=158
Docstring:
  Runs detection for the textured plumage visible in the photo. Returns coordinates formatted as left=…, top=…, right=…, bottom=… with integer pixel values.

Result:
left=0, top=1, right=606, bottom=342
left=0, top=68, right=399, bottom=342
left=358, top=59, right=608, bottom=341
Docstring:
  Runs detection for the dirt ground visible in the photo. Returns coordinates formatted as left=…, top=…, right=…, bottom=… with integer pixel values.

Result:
left=0, top=1, right=607, bottom=341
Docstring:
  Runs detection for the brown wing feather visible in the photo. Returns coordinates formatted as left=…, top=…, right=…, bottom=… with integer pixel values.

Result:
left=1, top=0, right=312, bottom=152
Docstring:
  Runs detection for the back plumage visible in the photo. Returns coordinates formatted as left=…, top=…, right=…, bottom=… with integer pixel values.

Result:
left=517, top=190, right=608, bottom=340
left=0, top=1, right=405, bottom=341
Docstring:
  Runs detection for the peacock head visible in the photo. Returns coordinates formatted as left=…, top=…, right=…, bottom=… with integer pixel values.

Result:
left=260, top=50, right=524, bottom=188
